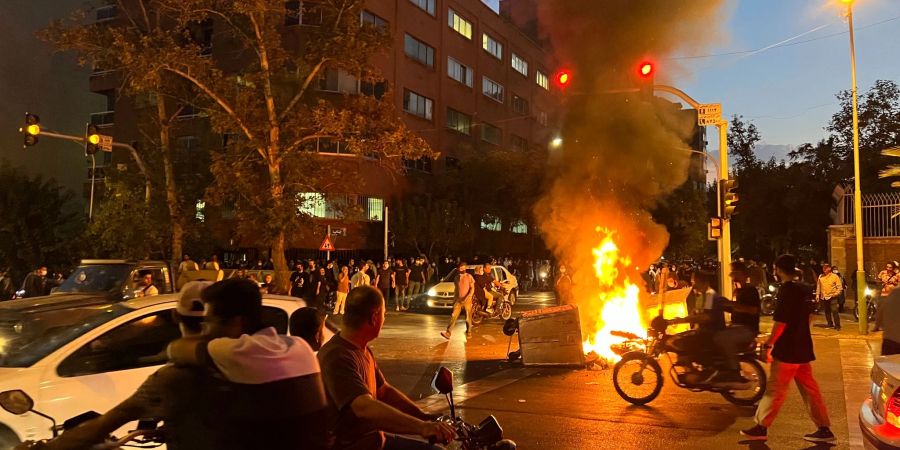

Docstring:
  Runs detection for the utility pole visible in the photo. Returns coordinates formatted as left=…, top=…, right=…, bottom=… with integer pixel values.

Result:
left=384, top=206, right=389, bottom=262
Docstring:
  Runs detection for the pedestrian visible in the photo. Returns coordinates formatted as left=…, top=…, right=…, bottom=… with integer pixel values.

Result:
left=334, top=266, right=351, bottom=315
left=875, top=262, right=900, bottom=331
left=815, top=263, right=843, bottom=331
left=204, top=255, right=220, bottom=271
left=365, top=261, right=377, bottom=286
left=374, top=261, right=395, bottom=311
left=441, top=262, right=475, bottom=340
left=408, top=258, right=427, bottom=302
left=0, top=269, right=15, bottom=300
left=394, top=259, right=410, bottom=311
left=290, top=263, right=306, bottom=298
left=178, top=254, right=199, bottom=273
left=351, top=262, right=371, bottom=288
left=832, top=266, right=848, bottom=313
left=20, top=266, right=48, bottom=299
left=261, top=273, right=276, bottom=294
left=316, top=267, right=334, bottom=310
left=741, top=254, right=835, bottom=443
left=305, top=261, right=320, bottom=307
left=555, top=264, right=574, bottom=306
left=348, top=259, right=358, bottom=276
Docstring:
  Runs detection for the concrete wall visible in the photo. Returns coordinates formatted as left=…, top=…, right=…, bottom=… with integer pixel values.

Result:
left=827, top=224, right=900, bottom=275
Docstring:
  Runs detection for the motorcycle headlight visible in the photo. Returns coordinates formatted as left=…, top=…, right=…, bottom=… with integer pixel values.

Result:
left=865, top=287, right=874, bottom=298
left=768, top=285, right=776, bottom=293
left=427, top=287, right=437, bottom=297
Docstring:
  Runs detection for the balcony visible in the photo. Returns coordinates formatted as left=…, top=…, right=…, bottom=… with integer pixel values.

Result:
left=95, top=5, right=117, bottom=23
left=90, top=111, right=115, bottom=128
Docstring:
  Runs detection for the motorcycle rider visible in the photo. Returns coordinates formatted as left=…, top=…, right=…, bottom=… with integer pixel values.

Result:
left=716, top=262, right=761, bottom=384
left=668, top=270, right=729, bottom=384
left=318, top=285, right=455, bottom=449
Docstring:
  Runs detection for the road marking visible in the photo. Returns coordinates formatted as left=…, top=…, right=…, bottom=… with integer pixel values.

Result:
left=416, top=367, right=539, bottom=413
left=839, top=338, right=874, bottom=450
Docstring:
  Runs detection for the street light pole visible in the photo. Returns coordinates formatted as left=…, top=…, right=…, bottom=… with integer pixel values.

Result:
left=845, top=0, right=867, bottom=335
left=89, top=154, right=96, bottom=220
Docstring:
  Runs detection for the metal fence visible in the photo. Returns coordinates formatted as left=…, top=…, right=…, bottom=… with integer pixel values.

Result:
left=838, top=190, right=900, bottom=237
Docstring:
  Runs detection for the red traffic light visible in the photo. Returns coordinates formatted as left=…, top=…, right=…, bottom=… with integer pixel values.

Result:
left=639, top=62, right=654, bottom=78
left=554, top=69, right=572, bottom=88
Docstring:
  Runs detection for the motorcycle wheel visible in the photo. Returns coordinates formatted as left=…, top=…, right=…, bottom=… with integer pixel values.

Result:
left=612, top=352, right=663, bottom=405
left=500, top=302, right=512, bottom=320
left=508, top=291, right=517, bottom=306
left=869, top=302, right=877, bottom=322
left=720, top=356, right=767, bottom=406
left=471, top=302, right=484, bottom=325
left=760, top=296, right=775, bottom=316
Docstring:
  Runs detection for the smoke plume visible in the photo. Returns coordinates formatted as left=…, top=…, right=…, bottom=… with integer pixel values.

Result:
left=535, top=2, right=729, bottom=328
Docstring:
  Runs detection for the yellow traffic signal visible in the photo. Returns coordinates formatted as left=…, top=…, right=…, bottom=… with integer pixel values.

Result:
left=720, top=178, right=739, bottom=218
left=20, top=113, right=41, bottom=147
left=88, top=133, right=101, bottom=145
left=85, top=123, right=101, bottom=156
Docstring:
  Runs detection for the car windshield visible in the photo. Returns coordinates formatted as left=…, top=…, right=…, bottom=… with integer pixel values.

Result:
left=55, top=265, right=132, bottom=295
left=441, top=268, right=477, bottom=282
left=0, top=303, right=131, bottom=367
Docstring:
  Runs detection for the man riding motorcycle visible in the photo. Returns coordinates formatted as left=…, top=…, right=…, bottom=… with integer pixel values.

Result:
left=717, top=262, right=761, bottom=384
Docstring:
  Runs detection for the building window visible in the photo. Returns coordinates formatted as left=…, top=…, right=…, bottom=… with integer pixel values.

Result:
left=512, top=53, right=528, bottom=76
left=360, top=80, right=387, bottom=99
left=536, top=70, right=549, bottom=90
left=367, top=198, right=384, bottom=221
left=195, top=20, right=213, bottom=56
left=482, top=33, right=502, bottom=60
left=481, top=122, right=501, bottom=145
left=481, top=214, right=501, bottom=232
left=404, top=34, right=435, bottom=67
left=536, top=110, right=548, bottom=126
left=448, top=9, right=472, bottom=39
left=445, top=156, right=460, bottom=170
left=360, top=10, right=387, bottom=28
left=447, top=57, right=473, bottom=87
left=482, top=77, right=504, bottom=103
left=318, top=68, right=358, bottom=93
left=403, top=89, right=433, bottom=120
left=403, top=157, right=433, bottom=173
left=96, top=4, right=117, bottom=22
left=510, top=134, right=528, bottom=151
left=446, top=108, right=472, bottom=135
left=285, top=1, right=301, bottom=25
left=298, top=193, right=327, bottom=217
left=410, top=0, right=435, bottom=16
left=195, top=200, right=206, bottom=223
left=511, top=95, right=529, bottom=115
left=511, top=219, right=528, bottom=234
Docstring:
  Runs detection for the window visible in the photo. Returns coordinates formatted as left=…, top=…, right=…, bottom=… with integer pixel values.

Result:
left=403, top=158, right=433, bottom=173
left=404, top=34, right=434, bottom=67
left=361, top=10, right=387, bottom=28
left=96, top=4, right=117, bottom=22
left=482, top=33, right=502, bottom=59
left=481, top=122, right=501, bottom=145
left=195, top=20, right=213, bottom=56
left=511, top=220, right=528, bottom=234
left=445, top=156, right=460, bottom=169
left=298, top=192, right=327, bottom=217
left=410, top=0, right=435, bottom=16
left=195, top=200, right=206, bottom=222
left=511, top=95, right=529, bottom=115
left=318, top=68, right=359, bottom=94
left=448, top=9, right=472, bottom=39
left=536, top=70, right=549, bottom=90
left=285, top=1, right=301, bottom=25
left=446, top=108, right=472, bottom=135
left=447, top=57, right=473, bottom=87
left=481, top=214, right=501, bottom=231
left=510, top=134, right=528, bottom=151
left=57, top=310, right=181, bottom=377
left=403, top=90, right=433, bottom=120
left=512, top=53, right=528, bottom=76
left=360, top=80, right=387, bottom=99
left=482, top=77, right=504, bottom=103
left=367, top=198, right=384, bottom=221
left=536, top=110, right=548, bottom=126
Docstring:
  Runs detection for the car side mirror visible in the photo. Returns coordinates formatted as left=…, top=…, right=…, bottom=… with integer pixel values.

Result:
left=432, top=367, right=454, bottom=394
left=0, top=390, right=34, bottom=415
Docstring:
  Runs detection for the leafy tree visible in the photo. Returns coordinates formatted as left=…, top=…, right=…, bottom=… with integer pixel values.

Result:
left=0, top=162, right=85, bottom=282
left=652, top=181, right=711, bottom=259
left=82, top=180, right=169, bottom=260
left=728, top=115, right=761, bottom=172
left=390, top=198, right=475, bottom=261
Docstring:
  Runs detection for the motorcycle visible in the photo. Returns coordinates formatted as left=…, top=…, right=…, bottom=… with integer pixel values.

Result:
left=471, top=287, right=513, bottom=324
left=0, top=390, right=163, bottom=450
left=430, top=367, right=516, bottom=450
left=853, top=285, right=878, bottom=322
left=611, top=316, right=767, bottom=407
left=759, top=283, right=779, bottom=316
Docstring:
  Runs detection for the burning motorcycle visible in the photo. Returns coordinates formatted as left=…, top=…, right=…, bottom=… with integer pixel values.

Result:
left=0, top=390, right=163, bottom=449
left=430, top=367, right=516, bottom=450
left=610, top=316, right=767, bottom=407
left=471, top=287, right=513, bottom=324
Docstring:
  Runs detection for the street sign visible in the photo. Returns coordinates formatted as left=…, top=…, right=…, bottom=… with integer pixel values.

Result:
left=330, top=227, right=347, bottom=237
left=99, top=135, right=113, bottom=152
left=697, top=103, right=722, bottom=127
left=319, top=236, right=335, bottom=252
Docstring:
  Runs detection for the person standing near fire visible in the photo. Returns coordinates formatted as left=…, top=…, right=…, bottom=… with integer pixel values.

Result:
left=555, top=264, right=574, bottom=306
left=441, top=262, right=474, bottom=340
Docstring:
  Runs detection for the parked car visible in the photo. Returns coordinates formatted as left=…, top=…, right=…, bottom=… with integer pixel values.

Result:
left=412, top=265, right=518, bottom=312
left=860, top=354, right=900, bottom=449
left=0, top=293, right=313, bottom=449
left=34, top=260, right=176, bottom=302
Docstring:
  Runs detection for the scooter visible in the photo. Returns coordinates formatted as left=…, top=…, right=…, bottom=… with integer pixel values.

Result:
left=430, top=367, right=516, bottom=450
left=0, top=390, right=163, bottom=449
left=471, top=287, right=513, bottom=324
left=759, top=282, right=779, bottom=316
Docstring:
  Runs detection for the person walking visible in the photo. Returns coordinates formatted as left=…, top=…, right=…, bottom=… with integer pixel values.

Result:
left=394, top=260, right=410, bottom=311
left=408, top=258, right=426, bottom=302
left=374, top=261, right=395, bottom=311
left=351, top=262, right=372, bottom=288
left=815, top=263, right=843, bottom=331
left=741, top=254, right=835, bottom=443
left=20, top=266, right=48, bottom=298
left=204, top=255, right=221, bottom=271
left=334, top=266, right=351, bottom=315
left=441, top=262, right=475, bottom=340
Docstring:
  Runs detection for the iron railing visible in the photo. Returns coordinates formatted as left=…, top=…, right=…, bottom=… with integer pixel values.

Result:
left=838, top=189, right=900, bottom=237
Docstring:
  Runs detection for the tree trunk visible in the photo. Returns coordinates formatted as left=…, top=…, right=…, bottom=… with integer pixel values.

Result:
left=156, top=95, right=184, bottom=275
left=267, top=156, right=290, bottom=293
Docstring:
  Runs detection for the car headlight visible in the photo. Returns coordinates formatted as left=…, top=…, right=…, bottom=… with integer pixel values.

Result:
left=865, top=287, right=874, bottom=298
left=768, top=285, right=776, bottom=293
left=427, top=287, right=437, bottom=297
left=539, top=271, right=547, bottom=279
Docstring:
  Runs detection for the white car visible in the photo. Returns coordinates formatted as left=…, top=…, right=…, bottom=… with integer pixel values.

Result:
left=860, top=354, right=900, bottom=449
left=0, top=293, right=317, bottom=449
left=415, top=265, right=518, bottom=310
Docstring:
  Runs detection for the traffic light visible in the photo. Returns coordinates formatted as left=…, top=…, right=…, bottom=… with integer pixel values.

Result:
left=638, top=61, right=655, bottom=101
left=720, top=178, right=739, bottom=218
left=20, top=113, right=41, bottom=147
left=554, top=69, right=572, bottom=89
left=84, top=123, right=101, bottom=156
left=708, top=217, right=723, bottom=240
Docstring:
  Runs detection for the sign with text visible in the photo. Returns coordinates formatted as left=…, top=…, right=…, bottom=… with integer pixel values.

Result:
left=697, top=103, right=722, bottom=126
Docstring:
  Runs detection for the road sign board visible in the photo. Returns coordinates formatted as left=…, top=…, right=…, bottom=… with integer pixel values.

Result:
left=330, top=227, right=347, bottom=237
left=697, top=103, right=722, bottom=127
left=99, top=135, right=113, bottom=152
left=319, top=236, right=335, bottom=252
left=698, top=116, right=722, bottom=126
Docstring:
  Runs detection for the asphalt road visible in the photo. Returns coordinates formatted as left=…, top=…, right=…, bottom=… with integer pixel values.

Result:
left=362, top=291, right=872, bottom=449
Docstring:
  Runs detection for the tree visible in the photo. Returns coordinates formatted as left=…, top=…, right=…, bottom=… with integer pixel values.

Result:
left=0, top=162, right=85, bottom=282
left=652, top=181, right=711, bottom=259
left=728, top=114, right=761, bottom=172
left=82, top=180, right=169, bottom=260
left=390, top=198, right=475, bottom=261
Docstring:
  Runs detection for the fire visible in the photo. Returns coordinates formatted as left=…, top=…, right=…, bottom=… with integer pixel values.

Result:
left=581, top=229, right=648, bottom=361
